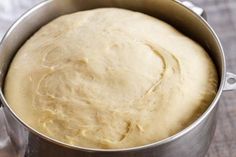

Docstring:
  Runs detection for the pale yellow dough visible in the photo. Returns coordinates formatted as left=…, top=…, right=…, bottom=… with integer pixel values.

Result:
left=4, top=8, right=218, bottom=149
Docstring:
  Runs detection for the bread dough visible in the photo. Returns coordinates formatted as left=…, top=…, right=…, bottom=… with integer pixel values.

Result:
left=4, top=8, right=218, bottom=149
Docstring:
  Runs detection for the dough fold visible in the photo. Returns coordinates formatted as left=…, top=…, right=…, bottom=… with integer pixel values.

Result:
left=4, top=8, right=218, bottom=149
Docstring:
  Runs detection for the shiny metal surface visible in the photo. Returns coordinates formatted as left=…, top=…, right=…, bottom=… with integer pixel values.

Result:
left=182, top=1, right=207, bottom=19
left=0, top=0, right=235, bottom=157
left=223, top=72, right=236, bottom=91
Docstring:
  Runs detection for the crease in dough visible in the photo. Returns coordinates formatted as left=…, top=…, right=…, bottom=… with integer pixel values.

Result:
left=4, top=8, right=218, bottom=149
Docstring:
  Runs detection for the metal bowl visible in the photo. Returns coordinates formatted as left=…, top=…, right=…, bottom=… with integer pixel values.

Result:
left=0, top=0, right=236, bottom=157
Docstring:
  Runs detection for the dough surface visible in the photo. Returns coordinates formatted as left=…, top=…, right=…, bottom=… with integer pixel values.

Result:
left=4, top=8, right=218, bottom=149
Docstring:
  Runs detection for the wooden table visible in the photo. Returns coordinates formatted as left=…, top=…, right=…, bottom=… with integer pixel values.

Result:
left=189, top=0, right=236, bottom=157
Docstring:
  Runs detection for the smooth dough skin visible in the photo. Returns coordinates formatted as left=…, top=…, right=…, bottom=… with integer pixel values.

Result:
left=4, top=8, right=218, bottom=149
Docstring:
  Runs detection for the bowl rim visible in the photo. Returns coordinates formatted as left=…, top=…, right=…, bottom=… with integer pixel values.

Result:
left=0, top=0, right=226, bottom=152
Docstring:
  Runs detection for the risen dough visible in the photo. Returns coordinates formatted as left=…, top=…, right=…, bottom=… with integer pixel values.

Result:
left=4, top=8, right=218, bottom=149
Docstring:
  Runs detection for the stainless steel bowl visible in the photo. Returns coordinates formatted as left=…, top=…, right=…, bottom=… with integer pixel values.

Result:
left=0, top=0, right=236, bottom=157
